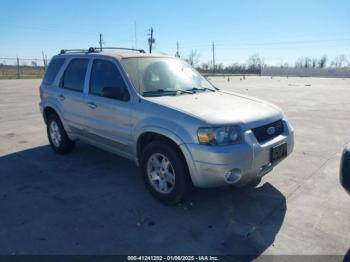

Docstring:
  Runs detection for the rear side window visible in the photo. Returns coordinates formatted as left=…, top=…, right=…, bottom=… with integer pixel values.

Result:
left=89, top=59, right=128, bottom=98
left=42, top=58, right=65, bottom=85
left=61, top=59, right=89, bottom=92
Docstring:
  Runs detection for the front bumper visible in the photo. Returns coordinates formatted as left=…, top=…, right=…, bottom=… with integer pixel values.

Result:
left=180, top=119, right=294, bottom=188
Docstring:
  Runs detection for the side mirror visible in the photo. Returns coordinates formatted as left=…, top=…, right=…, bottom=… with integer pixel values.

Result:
left=340, top=143, right=350, bottom=195
left=101, top=86, right=128, bottom=101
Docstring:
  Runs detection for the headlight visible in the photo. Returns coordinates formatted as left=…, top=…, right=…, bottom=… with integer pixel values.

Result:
left=197, top=126, right=242, bottom=146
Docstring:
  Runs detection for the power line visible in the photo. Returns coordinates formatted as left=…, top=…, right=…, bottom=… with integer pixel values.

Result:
left=216, top=43, right=350, bottom=51
left=0, top=21, right=98, bottom=36
left=159, top=38, right=350, bottom=49
left=215, top=38, right=350, bottom=47
left=0, top=21, right=135, bottom=44
left=0, top=57, right=44, bottom=61
left=158, top=43, right=350, bottom=55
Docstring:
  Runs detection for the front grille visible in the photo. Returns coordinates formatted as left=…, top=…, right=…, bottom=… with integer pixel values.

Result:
left=252, top=120, right=284, bottom=143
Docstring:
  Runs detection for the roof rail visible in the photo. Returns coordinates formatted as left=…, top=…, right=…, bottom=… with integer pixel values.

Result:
left=59, top=47, right=146, bottom=55
left=59, top=49, right=95, bottom=54
left=90, top=47, right=146, bottom=53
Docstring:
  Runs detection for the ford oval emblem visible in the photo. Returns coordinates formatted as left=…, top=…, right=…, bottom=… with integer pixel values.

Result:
left=267, top=126, right=276, bottom=135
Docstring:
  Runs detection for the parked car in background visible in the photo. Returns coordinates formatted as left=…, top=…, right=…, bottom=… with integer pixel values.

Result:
left=340, top=143, right=350, bottom=194
left=39, top=47, right=294, bottom=204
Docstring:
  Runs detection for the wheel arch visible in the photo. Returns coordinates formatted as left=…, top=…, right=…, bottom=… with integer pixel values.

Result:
left=136, top=129, right=196, bottom=187
left=43, top=106, right=59, bottom=124
left=136, top=129, right=184, bottom=161
left=42, top=102, right=71, bottom=137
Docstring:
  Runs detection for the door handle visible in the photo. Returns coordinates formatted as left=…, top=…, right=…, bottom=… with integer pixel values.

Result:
left=58, top=94, right=65, bottom=101
left=87, top=102, right=97, bottom=109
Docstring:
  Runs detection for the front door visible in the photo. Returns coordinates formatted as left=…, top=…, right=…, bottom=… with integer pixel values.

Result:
left=84, top=58, right=133, bottom=158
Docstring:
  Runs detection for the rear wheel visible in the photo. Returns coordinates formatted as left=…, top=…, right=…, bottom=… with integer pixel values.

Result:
left=140, top=141, right=190, bottom=205
left=47, top=114, right=75, bottom=154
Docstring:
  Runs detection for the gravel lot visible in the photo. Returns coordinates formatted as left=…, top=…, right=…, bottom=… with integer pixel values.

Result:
left=0, top=77, right=349, bottom=256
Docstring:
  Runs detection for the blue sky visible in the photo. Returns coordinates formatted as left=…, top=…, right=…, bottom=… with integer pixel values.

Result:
left=0, top=0, right=349, bottom=66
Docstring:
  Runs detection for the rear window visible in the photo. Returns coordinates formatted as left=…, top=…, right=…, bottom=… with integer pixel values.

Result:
left=42, top=58, right=65, bottom=85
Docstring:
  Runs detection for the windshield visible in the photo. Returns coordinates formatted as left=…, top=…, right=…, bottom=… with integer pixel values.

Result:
left=120, top=57, right=215, bottom=97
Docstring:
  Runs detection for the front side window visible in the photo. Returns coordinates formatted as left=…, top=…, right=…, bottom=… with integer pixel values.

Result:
left=42, top=58, right=65, bottom=85
left=89, top=59, right=129, bottom=101
left=120, top=57, right=215, bottom=97
left=61, top=58, right=89, bottom=92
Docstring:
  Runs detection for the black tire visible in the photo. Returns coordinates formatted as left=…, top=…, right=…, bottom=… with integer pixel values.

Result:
left=243, top=177, right=262, bottom=189
left=140, top=140, right=191, bottom=205
left=47, top=113, right=75, bottom=155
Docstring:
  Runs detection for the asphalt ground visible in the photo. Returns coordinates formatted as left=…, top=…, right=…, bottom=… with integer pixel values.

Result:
left=0, top=77, right=349, bottom=257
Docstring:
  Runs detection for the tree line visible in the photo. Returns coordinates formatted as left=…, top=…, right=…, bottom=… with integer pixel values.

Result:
left=182, top=50, right=350, bottom=74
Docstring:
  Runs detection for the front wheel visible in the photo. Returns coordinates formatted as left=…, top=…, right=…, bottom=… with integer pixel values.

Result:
left=140, top=141, right=190, bottom=205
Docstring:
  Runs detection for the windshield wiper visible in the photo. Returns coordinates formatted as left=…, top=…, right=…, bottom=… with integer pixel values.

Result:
left=144, top=89, right=166, bottom=93
left=143, top=89, right=173, bottom=96
left=187, top=87, right=215, bottom=92
left=143, top=89, right=192, bottom=97
left=191, top=87, right=207, bottom=92
left=177, top=89, right=195, bottom=95
left=143, top=89, right=195, bottom=96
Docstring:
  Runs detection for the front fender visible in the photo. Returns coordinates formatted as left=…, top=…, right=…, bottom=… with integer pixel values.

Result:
left=133, top=116, right=196, bottom=145
left=135, top=125, right=185, bottom=146
left=132, top=117, right=196, bottom=162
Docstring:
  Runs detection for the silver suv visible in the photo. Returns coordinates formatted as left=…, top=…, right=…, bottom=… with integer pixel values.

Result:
left=40, top=47, right=294, bottom=204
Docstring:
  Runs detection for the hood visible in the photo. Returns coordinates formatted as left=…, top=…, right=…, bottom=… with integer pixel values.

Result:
left=145, top=90, right=283, bottom=129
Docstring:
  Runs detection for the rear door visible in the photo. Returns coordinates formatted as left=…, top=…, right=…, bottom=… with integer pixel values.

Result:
left=84, top=57, right=133, bottom=158
left=58, top=58, right=90, bottom=133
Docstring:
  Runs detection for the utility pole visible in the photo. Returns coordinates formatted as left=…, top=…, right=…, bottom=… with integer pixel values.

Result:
left=16, top=57, right=20, bottom=79
left=212, top=41, right=216, bottom=73
left=42, top=51, right=47, bottom=70
left=148, top=27, right=155, bottom=53
left=175, top=41, right=180, bottom=58
left=99, top=33, right=103, bottom=51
